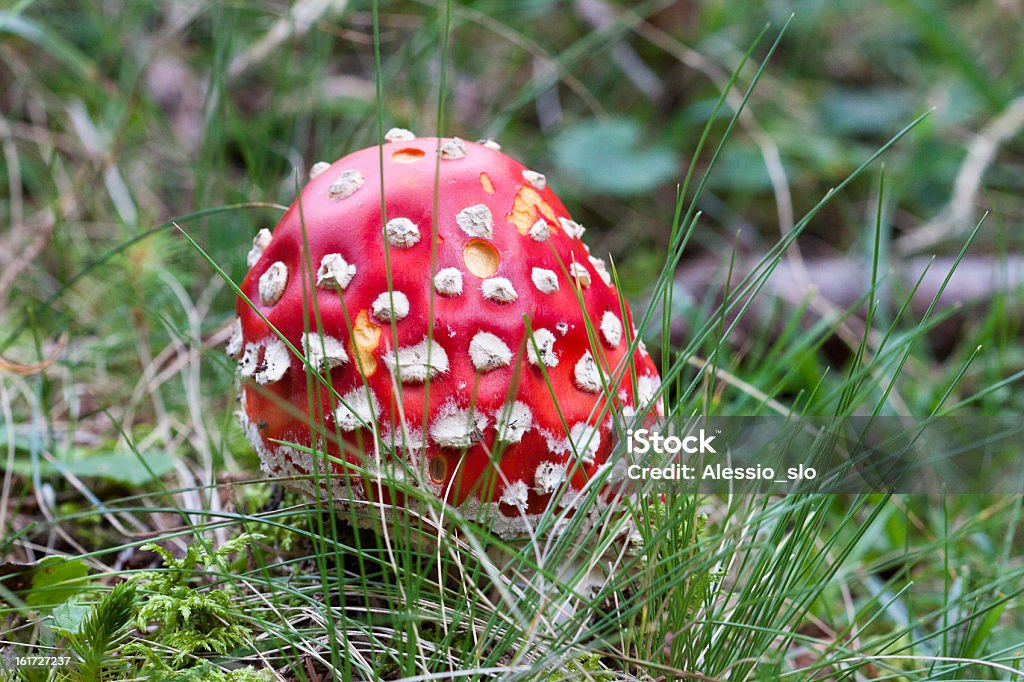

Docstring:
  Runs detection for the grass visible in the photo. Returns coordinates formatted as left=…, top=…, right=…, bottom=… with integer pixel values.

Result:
left=2, top=1, right=1023, bottom=680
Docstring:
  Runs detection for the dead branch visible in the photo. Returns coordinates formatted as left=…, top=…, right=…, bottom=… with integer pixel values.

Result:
left=663, top=255, right=1024, bottom=356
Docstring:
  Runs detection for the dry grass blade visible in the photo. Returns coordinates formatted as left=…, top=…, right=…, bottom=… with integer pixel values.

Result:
left=0, top=333, right=68, bottom=376
left=228, top=0, right=350, bottom=80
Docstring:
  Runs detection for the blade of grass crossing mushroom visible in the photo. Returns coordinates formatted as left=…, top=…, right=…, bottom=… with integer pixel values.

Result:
left=301, top=216, right=401, bottom=641
left=424, top=3, right=463, bottom=657
left=518, top=315, right=587, bottom=535
left=606, top=254, right=669, bottom=438
left=363, top=8, right=422, bottom=663
left=175, top=220, right=385, bottom=672
left=548, top=251, right=620, bottom=471
left=419, top=1, right=453, bottom=553
left=389, top=0, right=455, bottom=667
left=292, top=175, right=352, bottom=674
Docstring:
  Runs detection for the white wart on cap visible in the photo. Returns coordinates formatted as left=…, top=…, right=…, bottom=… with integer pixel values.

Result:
left=456, top=204, right=494, bottom=239
left=469, top=332, right=513, bottom=371
left=317, top=253, right=356, bottom=290
left=384, top=338, right=449, bottom=382
left=526, top=328, right=558, bottom=367
left=371, top=291, right=410, bottom=321
left=434, top=268, right=464, bottom=296
left=385, top=217, right=421, bottom=248
left=335, top=386, right=381, bottom=431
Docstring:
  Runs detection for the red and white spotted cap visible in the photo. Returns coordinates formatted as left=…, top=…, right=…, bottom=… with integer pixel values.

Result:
left=230, top=131, right=662, bottom=537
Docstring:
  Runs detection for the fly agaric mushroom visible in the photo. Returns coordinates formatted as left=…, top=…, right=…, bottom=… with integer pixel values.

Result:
left=232, top=132, right=661, bottom=537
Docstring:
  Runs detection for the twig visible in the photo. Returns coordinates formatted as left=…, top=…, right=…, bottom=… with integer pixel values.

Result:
left=573, top=0, right=664, bottom=101
left=0, top=333, right=67, bottom=376
left=897, top=95, right=1024, bottom=254
left=228, top=0, right=349, bottom=81
left=687, top=355, right=791, bottom=416
left=668, top=254, right=1024, bottom=354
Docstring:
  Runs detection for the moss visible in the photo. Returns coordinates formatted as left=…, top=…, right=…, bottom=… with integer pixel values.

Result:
left=535, top=652, right=615, bottom=680
left=126, top=534, right=263, bottom=673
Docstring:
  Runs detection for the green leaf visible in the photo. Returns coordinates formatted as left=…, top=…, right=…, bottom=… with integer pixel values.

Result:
left=552, top=118, right=679, bottom=196
left=2, top=450, right=175, bottom=485
left=51, top=600, right=92, bottom=634
left=819, top=87, right=912, bottom=136
left=61, top=451, right=176, bottom=485
left=705, top=144, right=774, bottom=193
left=26, top=556, right=89, bottom=608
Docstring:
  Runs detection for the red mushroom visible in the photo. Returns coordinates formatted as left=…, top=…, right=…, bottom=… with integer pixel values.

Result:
left=232, top=131, right=662, bottom=538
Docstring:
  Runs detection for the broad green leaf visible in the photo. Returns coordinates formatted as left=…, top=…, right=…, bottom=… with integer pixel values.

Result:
left=51, top=600, right=92, bottom=634
left=2, top=450, right=175, bottom=485
left=705, top=144, right=774, bottom=193
left=60, top=451, right=176, bottom=485
left=26, top=556, right=88, bottom=608
left=553, top=118, right=679, bottom=196
left=820, top=87, right=912, bottom=136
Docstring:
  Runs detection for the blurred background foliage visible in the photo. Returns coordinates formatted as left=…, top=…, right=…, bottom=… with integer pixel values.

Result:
left=4, top=1, right=1023, bottom=287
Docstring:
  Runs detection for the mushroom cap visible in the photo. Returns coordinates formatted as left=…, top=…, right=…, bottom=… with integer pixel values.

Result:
left=234, top=136, right=661, bottom=538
